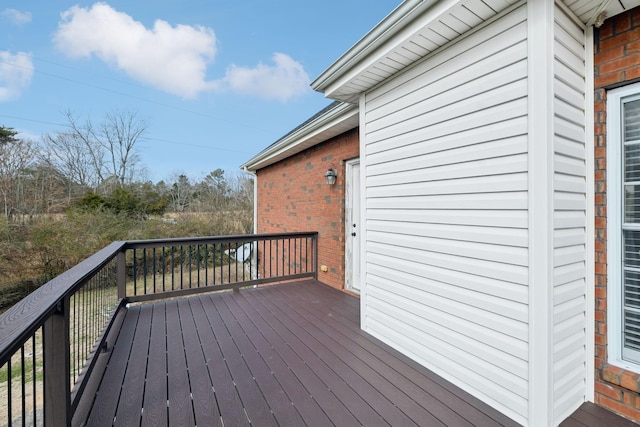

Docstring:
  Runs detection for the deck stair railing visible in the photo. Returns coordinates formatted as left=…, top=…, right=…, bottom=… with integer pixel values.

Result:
left=0, top=232, right=317, bottom=427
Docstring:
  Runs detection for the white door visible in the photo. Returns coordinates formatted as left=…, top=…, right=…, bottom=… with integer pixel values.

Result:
left=345, top=159, right=360, bottom=292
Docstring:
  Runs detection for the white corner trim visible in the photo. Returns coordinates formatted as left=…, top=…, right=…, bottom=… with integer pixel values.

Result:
left=585, top=25, right=596, bottom=401
left=527, top=0, right=555, bottom=425
left=358, top=93, right=368, bottom=332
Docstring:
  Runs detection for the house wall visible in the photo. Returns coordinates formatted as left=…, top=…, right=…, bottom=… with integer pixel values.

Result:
left=551, top=3, right=588, bottom=423
left=361, top=4, right=530, bottom=424
left=255, top=128, right=359, bottom=290
left=594, top=6, right=640, bottom=422
left=358, top=2, right=589, bottom=425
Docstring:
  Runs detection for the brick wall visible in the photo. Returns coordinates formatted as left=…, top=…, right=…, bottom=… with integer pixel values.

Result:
left=594, top=7, right=640, bottom=421
left=256, top=127, right=359, bottom=290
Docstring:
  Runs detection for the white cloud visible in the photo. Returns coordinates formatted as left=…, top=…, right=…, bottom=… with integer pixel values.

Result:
left=52, top=3, right=310, bottom=101
left=2, top=9, right=32, bottom=26
left=53, top=3, right=217, bottom=99
left=214, top=53, right=311, bottom=101
left=0, top=51, right=34, bottom=102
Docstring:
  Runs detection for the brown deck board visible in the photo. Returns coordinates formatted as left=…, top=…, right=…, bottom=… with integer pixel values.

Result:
left=237, top=290, right=365, bottom=426
left=215, top=293, right=306, bottom=426
left=242, top=287, right=398, bottom=426
left=84, top=280, right=637, bottom=427
left=188, top=297, right=249, bottom=426
left=220, top=292, right=334, bottom=426
left=201, top=294, right=278, bottom=427
left=299, top=281, right=521, bottom=427
left=258, top=284, right=436, bottom=427
left=177, top=298, right=222, bottom=427
left=268, top=285, right=476, bottom=427
left=165, top=300, right=196, bottom=426
left=242, top=286, right=393, bottom=426
left=280, top=282, right=519, bottom=427
left=561, top=402, right=640, bottom=426
left=114, top=304, right=152, bottom=426
left=141, top=303, right=168, bottom=427
left=85, top=307, right=139, bottom=426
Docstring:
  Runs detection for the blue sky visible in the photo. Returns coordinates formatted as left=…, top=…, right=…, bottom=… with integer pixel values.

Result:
left=1, top=1, right=398, bottom=182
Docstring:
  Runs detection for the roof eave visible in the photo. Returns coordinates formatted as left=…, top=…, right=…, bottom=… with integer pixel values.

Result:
left=241, top=102, right=358, bottom=172
left=311, top=0, right=441, bottom=98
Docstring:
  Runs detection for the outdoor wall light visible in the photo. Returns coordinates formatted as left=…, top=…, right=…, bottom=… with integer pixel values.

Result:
left=325, top=167, right=337, bottom=185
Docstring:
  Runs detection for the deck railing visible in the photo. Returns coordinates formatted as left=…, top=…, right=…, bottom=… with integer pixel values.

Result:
left=0, top=232, right=317, bottom=427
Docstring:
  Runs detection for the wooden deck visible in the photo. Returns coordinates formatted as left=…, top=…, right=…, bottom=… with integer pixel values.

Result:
left=80, top=280, right=637, bottom=426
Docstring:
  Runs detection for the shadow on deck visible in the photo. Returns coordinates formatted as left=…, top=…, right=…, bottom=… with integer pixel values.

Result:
left=79, top=280, right=636, bottom=427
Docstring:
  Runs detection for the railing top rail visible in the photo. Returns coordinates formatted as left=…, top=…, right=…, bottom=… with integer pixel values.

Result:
left=123, top=231, right=318, bottom=249
left=0, top=240, right=126, bottom=365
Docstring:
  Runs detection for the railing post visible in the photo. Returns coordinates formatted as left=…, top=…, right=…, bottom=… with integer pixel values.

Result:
left=43, top=296, right=71, bottom=427
left=117, top=250, right=126, bottom=300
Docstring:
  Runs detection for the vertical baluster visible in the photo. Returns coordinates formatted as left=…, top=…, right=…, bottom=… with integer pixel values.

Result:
left=153, top=247, right=157, bottom=294
left=248, top=242, right=252, bottom=281
left=21, top=346, right=25, bottom=427
left=83, top=285, right=87, bottom=379
left=180, top=246, right=184, bottom=290
left=32, top=334, right=37, bottom=427
left=171, top=246, right=175, bottom=291
left=288, top=238, right=291, bottom=276
left=205, top=244, right=209, bottom=287
left=70, top=295, right=75, bottom=384
left=228, top=241, right=232, bottom=284
left=269, top=240, right=272, bottom=279
left=162, top=246, right=166, bottom=292
left=196, top=244, right=201, bottom=288
left=78, top=290, right=81, bottom=380
left=282, top=238, right=285, bottom=277
left=143, top=248, right=148, bottom=295
left=235, top=241, right=239, bottom=284
left=133, top=248, right=138, bottom=296
left=218, top=242, right=223, bottom=285
left=242, top=242, right=246, bottom=282
left=188, top=245, right=193, bottom=288
left=8, top=359, right=11, bottom=426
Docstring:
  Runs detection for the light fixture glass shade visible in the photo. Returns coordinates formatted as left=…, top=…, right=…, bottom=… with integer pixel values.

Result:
left=325, top=168, right=337, bottom=185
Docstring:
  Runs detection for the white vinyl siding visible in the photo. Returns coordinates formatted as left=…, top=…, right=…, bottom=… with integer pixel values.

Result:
left=552, top=3, right=587, bottom=424
left=361, top=4, right=530, bottom=424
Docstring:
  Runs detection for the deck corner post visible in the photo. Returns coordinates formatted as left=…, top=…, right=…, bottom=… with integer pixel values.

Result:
left=43, top=296, right=71, bottom=427
left=117, top=250, right=126, bottom=300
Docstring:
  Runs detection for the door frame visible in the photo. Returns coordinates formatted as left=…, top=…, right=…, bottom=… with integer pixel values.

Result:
left=345, top=158, right=360, bottom=293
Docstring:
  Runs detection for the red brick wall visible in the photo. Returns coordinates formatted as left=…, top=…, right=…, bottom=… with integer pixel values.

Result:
left=256, top=127, right=359, bottom=290
left=594, top=7, right=640, bottom=421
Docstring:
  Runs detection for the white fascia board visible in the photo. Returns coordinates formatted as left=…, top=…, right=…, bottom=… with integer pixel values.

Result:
left=311, top=0, right=458, bottom=99
left=241, top=102, right=358, bottom=172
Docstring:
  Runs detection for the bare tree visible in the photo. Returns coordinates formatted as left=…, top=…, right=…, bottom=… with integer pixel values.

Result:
left=42, top=110, right=148, bottom=193
left=168, top=173, right=192, bottom=212
left=227, top=172, right=254, bottom=233
left=41, top=131, right=101, bottom=190
left=101, top=110, right=147, bottom=185
left=64, top=111, right=107, bottom=185
left=0, top=137, right=35, bottom=218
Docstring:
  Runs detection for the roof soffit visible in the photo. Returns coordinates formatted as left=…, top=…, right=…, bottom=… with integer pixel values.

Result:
left=313, top=0, right=640, bottom=102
